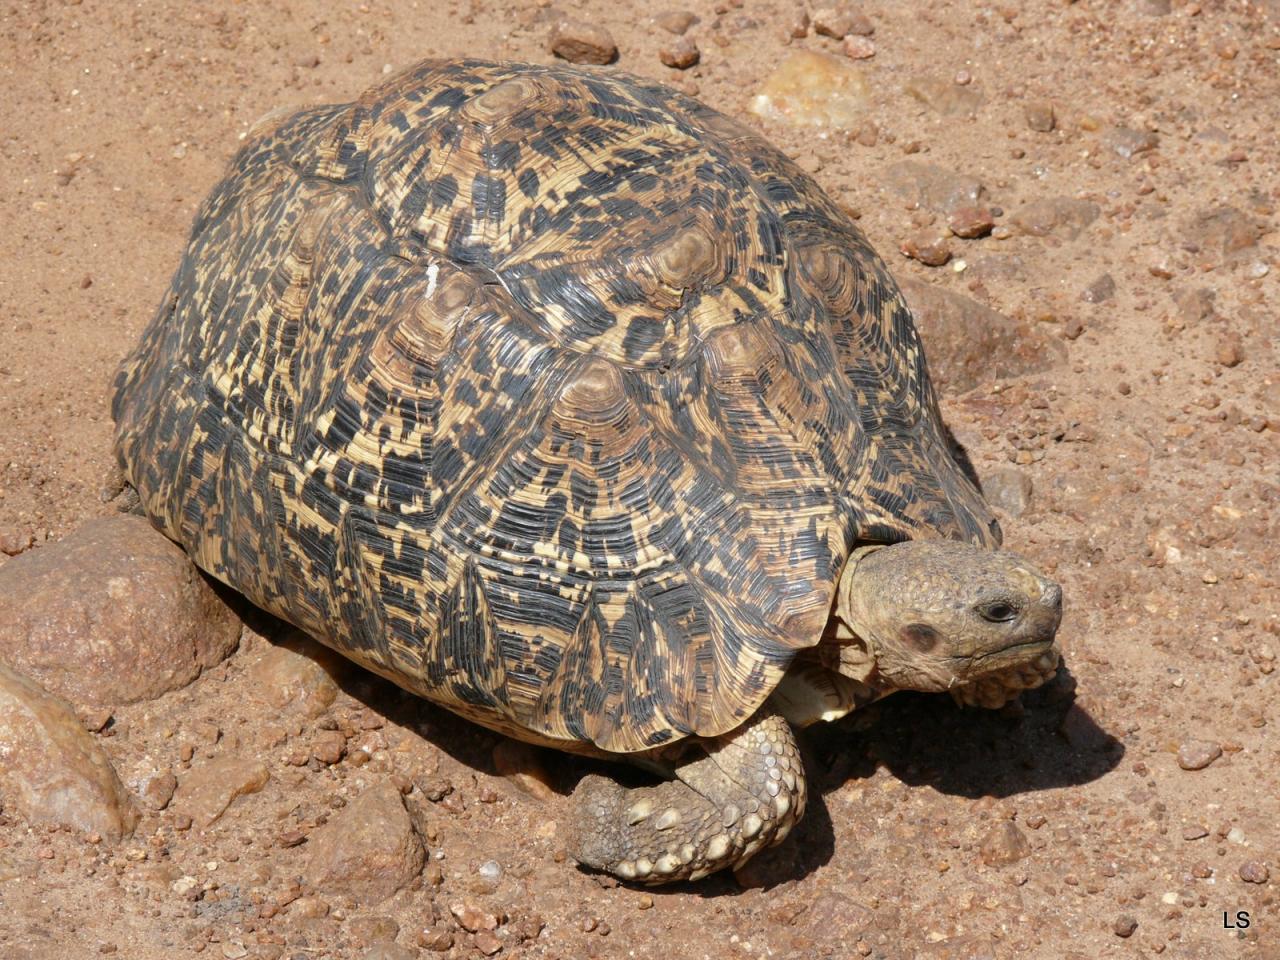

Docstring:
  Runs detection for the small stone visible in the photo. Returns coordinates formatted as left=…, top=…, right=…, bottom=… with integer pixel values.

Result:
left=173, top=758, right=271, bottom=827
left=473, top=931, right=503, bottom=956
left=982, top=468, right=1033, bottom=518
left=1024, top=101, right=1055, bottom=132
left=812, top=5, right=858, bottom=38
left=290, top=896, right=330, bottom=919
left=901, top=230, right=952, bottom=267
left=904, top=76, right=984, bottom=116
left=979, top=821, right=1031, bottom=866
left=548, top=20, right=618, bottom=65
left=306, top=781, right=427, bottom=903
left=142, top=771, right=178, bottom=811
left=249, top=631, right=344, bottom=719
left=652, top=10, right=696, bottom=34
left=0, top=663, right=139, bottom=840
left=1113, top=915, right=1138, bottom=938
left=1104, top=126, right=1159, bottom=159
left=1239, top=861, right=1269, bottom=884
left=1182, top=825, right=1209, bottom=841
left=1080, top=274, right=1117, bottom=304
left=1191, top=861, right=1213, bottom=878
left=841, top=36, right=876, bottom=59
left=1176, top=740, right=1222, bottom=771
left=884, top=162, right=986, bottom=217
left=417, top=928, right=454, bottom=952
left=1175, top=288, right=1215, bottom=323
left=451, top=900, right=500, bottom=933
left=1012, top=197, right=1100, bottom=240
left=659, top=36, right=699, bottom=69
left=947, top=205, right=995, bottom=239
left=750, top=51, right=870, bottom=131
left=1214, top=333, right=1244, bottom=367
left=312, top=730, right=347, bottom=766
left=1189, top=205, right=1265, bottom=256
left=0, top=529, right=35, bottom=556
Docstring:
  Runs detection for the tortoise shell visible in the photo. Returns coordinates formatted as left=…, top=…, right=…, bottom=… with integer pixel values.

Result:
left=112, top=59, right=998, bottom=754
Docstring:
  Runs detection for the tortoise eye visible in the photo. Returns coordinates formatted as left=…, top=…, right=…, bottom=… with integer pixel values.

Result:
left=977, top=600, right=1019, bottom=624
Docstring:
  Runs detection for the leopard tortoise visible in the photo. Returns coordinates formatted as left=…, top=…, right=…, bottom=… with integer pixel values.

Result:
left=112, top=59, right=1063, bottom=884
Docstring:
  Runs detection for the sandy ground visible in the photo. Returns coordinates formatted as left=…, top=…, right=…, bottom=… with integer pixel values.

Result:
left=1, top=1, right=1278, bottom=958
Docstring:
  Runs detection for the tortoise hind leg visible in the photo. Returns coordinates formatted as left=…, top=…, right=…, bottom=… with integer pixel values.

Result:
left=568, top=710, right=806, bottom=884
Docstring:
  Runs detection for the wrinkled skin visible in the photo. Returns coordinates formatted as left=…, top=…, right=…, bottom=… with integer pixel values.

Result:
left=571, top=539, right=1063, bottom=884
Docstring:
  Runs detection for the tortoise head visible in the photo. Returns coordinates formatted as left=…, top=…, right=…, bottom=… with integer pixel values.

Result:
left=832, top=540, right=1063, bottom=708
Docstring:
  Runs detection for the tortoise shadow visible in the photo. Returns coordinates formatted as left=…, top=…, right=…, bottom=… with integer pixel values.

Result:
left=244, top=617, right=1120, bottom=896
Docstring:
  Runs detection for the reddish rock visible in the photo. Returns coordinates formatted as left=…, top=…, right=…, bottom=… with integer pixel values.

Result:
left=0, top=662, right=139, bottom=840
left=1239, top=861, right=1270, bottom=884
left=248, top=630, right=345, bottom=719
left=1176, top=739, right=1222, bottom=770
left=548, top=20, right=617, bottom=65
left=948, top=205, right=995, bottom=238
left=979, top=821, right=1031, bottom=866
left=0, top=515, right=241, bottom=707
left=652, top=10, right=696, bottom=34
left=173, top=757, right=270, bottom=827
left=659, top=36, right=699, bottom=69
left=901, top=230, right=953, bottom=267
left=898, top=278, right=1068, bottom=393
left=842, top=35, right=876, bottom=59
left=306, top=781, right=426, bottom=903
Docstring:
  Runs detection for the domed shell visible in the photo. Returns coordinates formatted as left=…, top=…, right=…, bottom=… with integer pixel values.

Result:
left=112, top=59, right=998, bottom=754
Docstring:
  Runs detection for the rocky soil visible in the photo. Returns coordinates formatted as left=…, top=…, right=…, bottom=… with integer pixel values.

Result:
left=1, top=1, right=1277, bottom=958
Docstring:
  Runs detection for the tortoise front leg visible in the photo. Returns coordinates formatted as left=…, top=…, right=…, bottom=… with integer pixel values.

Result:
left=568, top=710, right=806, bottom=884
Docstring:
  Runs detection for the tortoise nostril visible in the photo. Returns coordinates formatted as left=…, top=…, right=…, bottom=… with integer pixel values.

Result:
left=1042, top=583, right=1063, bottom=610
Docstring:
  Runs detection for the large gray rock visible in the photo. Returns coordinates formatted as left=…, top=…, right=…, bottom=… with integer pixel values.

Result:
left=0, top=515, right=241, bottom=708
left=0, top=662, right=139, bottom=840
left=898, top=278, right=1068, bottom=392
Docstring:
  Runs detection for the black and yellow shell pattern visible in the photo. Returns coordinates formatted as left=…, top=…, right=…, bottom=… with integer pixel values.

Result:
left=112, top=59, right=999, bottom=754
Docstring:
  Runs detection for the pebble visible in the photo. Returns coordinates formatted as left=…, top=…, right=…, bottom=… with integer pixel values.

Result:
left=982, top=467, right=1034, bottom=517
left=652, top=10, right=696, bottom=34
left=1080, top=274, right=1117, bottom=304
left=1011, top=197, right=1100, bottom=240
left=311, top=730, right=346, bottom=766
left=904, top=76, right=984, bottom=116
left=548, top=20, right=618, bottom=65
left=1113, top=915, right=1138, bottom=938
left=0, top=515, right=241, bottom=707
left=948, top=205, right=995, bottom=239
left=473, top=931, right=503, bottom=956
left=1181, top=825, right=1208, bottom=841
left=141, top=770, right=178, bottom=811
left=248, top=631, right=343, bottom=719
left=1176, top=740, right=1222, bottom=770
left=842, top=36, right=876, bottom=59
left=173, top=758, right=270, bottom=827
left=1189, top=205, right=1264, bottom=255
left=0, top=662, right=139, bottom=840
left=901, top=230, right=952, bottom=267
left=659, top=36, right=699, bottom=69
left=1239, top=861, right=1269, bottom=884
left=813, top=5, right=872, bottom=39
left=1024, top=101, right=1055, bottom=132
left=451, top=900, right=501, bottom=932
left=0, top=529, right=34, bottom=556
left=1103, top=126, right=1158, bottom=159
left=1214, top=333, right=1244, bottom=368
left=750, top=51, right=870, bottom=131
left=884, top=161, right=985, bottom=217
left=306, top=781, right=426, bottom=903
left=417, top=928, right=454, bottom=952
left=979, top=821, right=1031, bottom=866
